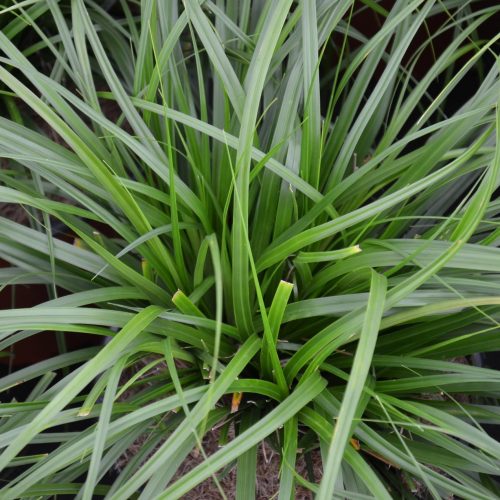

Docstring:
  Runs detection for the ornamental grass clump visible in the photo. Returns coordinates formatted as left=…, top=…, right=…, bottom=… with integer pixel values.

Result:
left=0, top=1, right=499, bottom=498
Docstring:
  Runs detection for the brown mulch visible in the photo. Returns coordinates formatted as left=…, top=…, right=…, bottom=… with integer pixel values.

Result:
left=116, top=425, right=321, bottom=499
left=114, top=357, right=322, bottom=498
left=171, top=433, right=321, bottom=499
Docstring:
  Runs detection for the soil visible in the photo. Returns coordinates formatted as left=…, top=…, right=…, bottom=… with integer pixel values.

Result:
left=113, top=357, right=322, bottom=498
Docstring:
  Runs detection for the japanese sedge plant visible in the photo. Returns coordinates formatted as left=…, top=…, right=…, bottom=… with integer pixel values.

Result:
left=0, top=0, right=499, bottom=498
